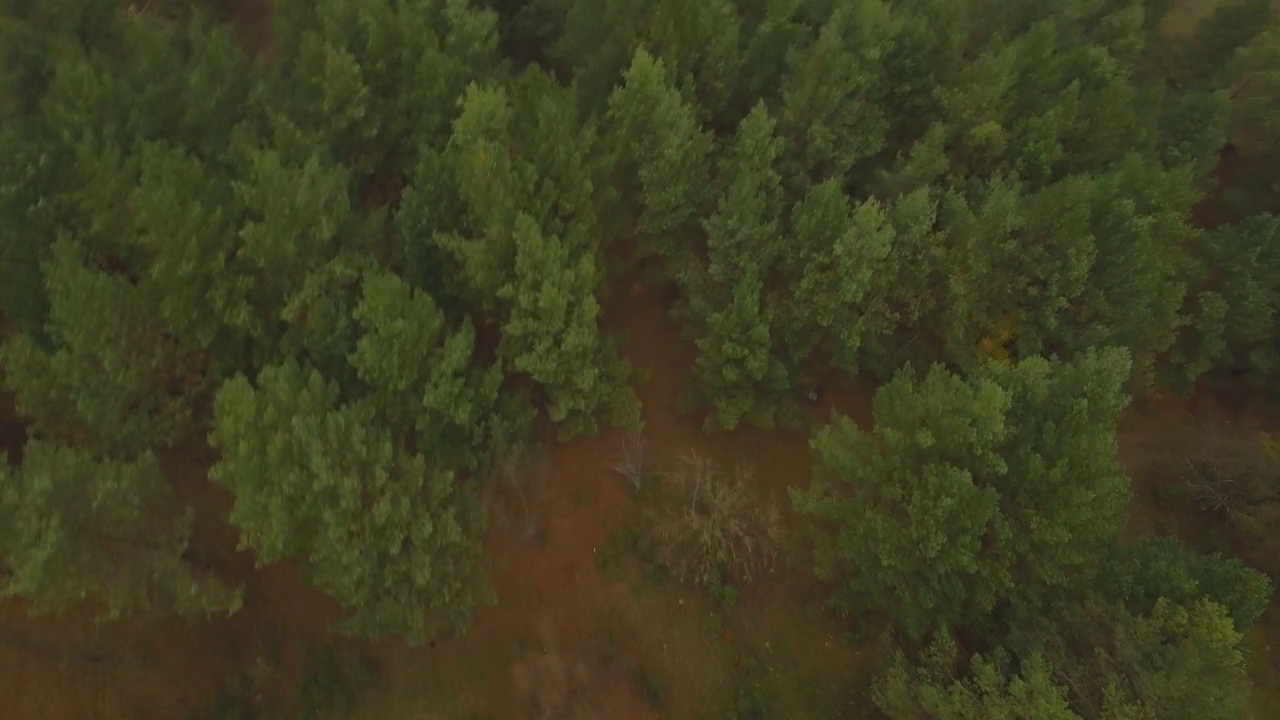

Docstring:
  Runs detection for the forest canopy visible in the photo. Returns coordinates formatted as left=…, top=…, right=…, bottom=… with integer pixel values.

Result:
left=0, top=0, right=1278, bottom=716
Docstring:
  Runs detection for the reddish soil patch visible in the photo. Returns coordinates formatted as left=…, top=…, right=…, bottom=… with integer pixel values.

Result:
left=227, top=0, right=275, bottom=59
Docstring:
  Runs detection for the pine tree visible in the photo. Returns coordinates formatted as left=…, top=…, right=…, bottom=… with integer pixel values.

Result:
left=606, top=47, right=714, bottom=264
left=2, top=240, right=209, bottom=456
left=209, top=360, right=489, bottom=642
left=0, top=441, right=241, bottom=620
left=776, top=0, right=893, bottom=190
left=794, top=349, right=1132, bottom=638
left=683, top=103, right=789, bottom=430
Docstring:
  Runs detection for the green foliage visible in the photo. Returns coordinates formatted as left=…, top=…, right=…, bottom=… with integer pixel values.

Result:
left=794, top=349, right=1132, bottom=638
left=2, top=0, right=1278, bottom=681
left=597, top=523, right=667, bottom=586
left=350, top=269, right=522, bottom=470
left=795, top=365, right=1009, bottom=638
left=1180, top=213, right=1280, bottom=394
left=606, top=47, right=714, bottom=262
left=294, top=642, right=377, bottom=720
left=1038, top=597, right=1251, bottom=720
left=261, top=0, right=503, bottom=182
left=209, top=360, right=489, bottom=641
left=776, top=184, right=898, bottom=376
left=435, top=73, right=634, bottom=437
left=776, top=0, right=893, bottom=188
left=0, top=441, right=240, bottom=620
left=635, top=664, right=665, bottom=709
left=2, top=240, right=209, bottom=455
left=723, top=681, right=770, bottom=720
left=1106, top=535, right=1273, bottom=634
left=1230, top=29, right=1280, bottom=158
left=500, top=215, right=632, bottom=437
left=880, top=594, right=1255, bottom=720
left=873, top=634, right=1080, bottom=720
left=681, top=103, right=790, bottom=430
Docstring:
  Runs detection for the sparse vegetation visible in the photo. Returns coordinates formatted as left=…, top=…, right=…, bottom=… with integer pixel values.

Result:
left=613, top=421, right=649, bottom=492
left=653, top=452, right=780, bottom=592
left=1158, top=414, right=1280, bottom=523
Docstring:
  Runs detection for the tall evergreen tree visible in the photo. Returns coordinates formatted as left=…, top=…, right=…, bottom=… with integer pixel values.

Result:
left=0, top=442, right=240, bottom=620
left=682, top=103, right=789, bottom=429
left=794, top=349, right=1132, bottom=638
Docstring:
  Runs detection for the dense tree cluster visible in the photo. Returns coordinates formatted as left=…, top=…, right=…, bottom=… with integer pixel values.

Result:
left=0, top=0, right=1277, bottom=712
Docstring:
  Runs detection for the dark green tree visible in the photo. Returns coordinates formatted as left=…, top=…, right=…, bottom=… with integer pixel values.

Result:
left=794, top=364, right=1010, bottom=638
left=793, top=349, right=1132, bottom=638
left=605, top=47, right=714, bottom=265
left=434, top=73, right=634, bottom=437
left=773, top=181, right=897, bottom=377
left=1031, top=597, right=1252, bottom=720
left=2, top=240, right=209, bottom=456
left=499, top=215, right=634, bottom=437
left=209, top=358, right=490, bottom=642
left=1106, top=535, right=1272, bottom=635
left=1178, top=213, right=1280, bottom=395
left=0, top=441, right=240, bottom=620
left=258, top=0, right=503, bottom=183
left=878, top=596, right=1253, bottom=720
left=776, top=0, right=893, bottom=189
left=349, top=269, right=516, bottom=473
left=681, top=103, right=789, bottom=430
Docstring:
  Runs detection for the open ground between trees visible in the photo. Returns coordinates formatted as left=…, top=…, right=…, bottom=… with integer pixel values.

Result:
left=1, top=0, right=1279, bottom=718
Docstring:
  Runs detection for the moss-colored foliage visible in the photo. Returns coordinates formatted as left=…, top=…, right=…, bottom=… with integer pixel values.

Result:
left=794, top=349, right=1132, bottom=638
left=776, top=0, right=892, bottom=189
left=209, top=359, right=490, bottom=642
left=681, top=103, right=790, bottom=430
left=874, top=634, right=1080, bottom=720
left=350, top=269, right=520, bottom=473
left=1106, top=535, right=1272, bottom=634
left=433, top=73, right=635, bottom=437
left=0, top=4, right=1277, bottom=697
left=0, top=442, right=241, bottom=620
left=260, top=0, right=503, bottom=183
left=1179, top=213, right=1280, bottom=394
left=1034, top=597, right=1251, bottom=720
left=606, top=47, right=715, bottom=263
left=876, top=596, right=1252, bottom=720
left=2, top=240, right=208, bottom=455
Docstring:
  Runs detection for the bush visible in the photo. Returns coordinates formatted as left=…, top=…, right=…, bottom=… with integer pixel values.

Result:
left=295, top=643, right=377, bottom=720
left=1157, top=414, right=1280, bottom=523
left=653, top=452, right=780, bottom=589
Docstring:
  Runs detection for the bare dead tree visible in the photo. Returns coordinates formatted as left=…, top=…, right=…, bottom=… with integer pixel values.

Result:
left=652, top=452, right=779, bottom=588
left=612, top=421, right=647, bottom=492
left=1157, top=414, right=1280, bottom=521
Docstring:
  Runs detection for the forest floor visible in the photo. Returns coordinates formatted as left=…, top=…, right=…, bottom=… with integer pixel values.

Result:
left=2, top=275, right=1279, bottom=720
left=0, top=279, right=881, bottom=720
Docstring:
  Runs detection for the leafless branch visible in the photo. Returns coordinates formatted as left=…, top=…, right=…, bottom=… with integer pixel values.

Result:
left=612, top=422, right=647, bottom=492
left=1156, top=414, right=1280, bottom=521
left=652, top=452, right=779, bottom=588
